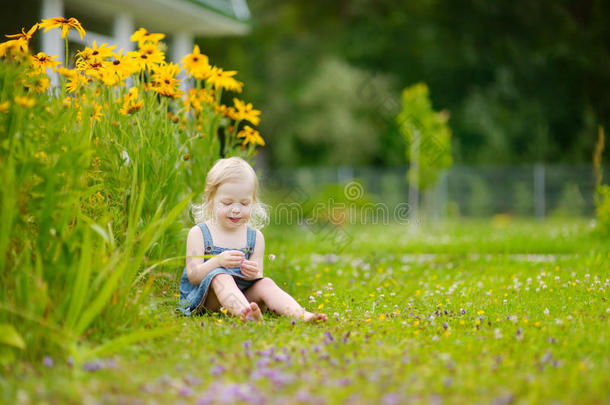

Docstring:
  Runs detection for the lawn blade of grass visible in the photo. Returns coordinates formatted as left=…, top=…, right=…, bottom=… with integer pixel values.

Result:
left=64, top=226, right=92, bottom=332
left=131, top=256, right=185, bottom=286
left=72, top=250, right=131, bottom=337
left=82, top=325, right=180, bottom=359
left=0, top=324, right=26, bottom=350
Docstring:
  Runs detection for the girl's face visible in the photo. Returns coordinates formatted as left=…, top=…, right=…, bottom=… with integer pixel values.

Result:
left=212, top=177, right=255, bottom=230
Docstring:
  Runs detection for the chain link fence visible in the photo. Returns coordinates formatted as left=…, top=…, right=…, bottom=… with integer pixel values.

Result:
left=261, top=164, right=608, bottom=221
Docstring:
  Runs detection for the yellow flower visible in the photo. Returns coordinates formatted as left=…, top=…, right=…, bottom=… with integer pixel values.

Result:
left=66, top=72, right=89, bottom=93
left=181, top=45, right=212, bottom=80
left=119, top=87, right=144, bottom=115
left=233, top=98, right=261, bottom=125
left=129, top=43, right=164, bottom=71
left=34, top=151, right=48, bottom=160
left=215, top=104, right=239, bottom=120
left=39, top=17, right=86, bottom=40
left=92, top=69, right=122, bottom=86
left=78, top=104, right=103, bottom=123
left=5, top=24, right=38, bottom=42
left=237, top=125, right=265, bottom=147
left=103, top=49, right=139, bottom=80
left=14, top=96, right=35, bottom=108
left=151, top=62, right=182, bottom=98
left=26, top=76, right=50, bottom=93
left=130, top=28, right=165, bottom=47
left=30, top=52, right=61, bottom=75
left=0, top=39, right=29, bottom=59
left=0, top=101, right=9, bottom=113
left=76, top=41, right=116, bottom=66
left=206, top=67, right=243, bottom=93
left=80, top=60, right=104, bottom=77
left=186, top=88, right=215, bottom=112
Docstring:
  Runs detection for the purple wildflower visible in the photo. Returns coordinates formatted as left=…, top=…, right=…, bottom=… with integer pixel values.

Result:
left=460, top=308, right=466, bottom=315
left=259, top=348, right=274, bottom=357
left=197, top=397, right=213, bottom=405
left=296, top=390, right=313, bottom=403
left=179, top=386, right=193, bottom=397
left=323, top=331, right=334, bottom=345
left=442, top=322, right=449, bottom=330
left=336, top=378, right=352, bottom=386
left=43, top=355, right=54, bottom=368
left=82, top=360, right=103, bottom=372
left=256, top=358, right=270, bottom=368
left=382, top=393, right=402, bottom=405
left=210, top=364, right=226, bottom=376
left=273, top=353, right=290, bottom=363
left=184, top=376, right=202, bottom=386
left=291, top=320, right=296, bottom=326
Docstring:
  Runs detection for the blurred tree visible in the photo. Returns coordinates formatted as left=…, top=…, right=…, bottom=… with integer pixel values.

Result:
left=397, top=83, right=452, bottom=218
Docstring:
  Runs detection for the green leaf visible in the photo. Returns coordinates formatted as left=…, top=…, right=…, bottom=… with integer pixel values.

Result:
left=85, top=326, right=179, bottom=359
left=0, top=324, right=26, bottom=349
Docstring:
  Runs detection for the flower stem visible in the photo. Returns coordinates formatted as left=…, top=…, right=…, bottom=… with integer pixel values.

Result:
left=65, top=37, right=69, bottom=69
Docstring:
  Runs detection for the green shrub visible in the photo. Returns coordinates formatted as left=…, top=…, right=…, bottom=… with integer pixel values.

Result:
left=0, top=19, right=264, bottom=363
left=551, top=183, right=585, bottom=218
left=594, top=185, right=610, bottom=235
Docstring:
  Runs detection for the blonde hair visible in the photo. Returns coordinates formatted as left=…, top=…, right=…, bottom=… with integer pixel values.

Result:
left=191, top=157, right=269, bottom=229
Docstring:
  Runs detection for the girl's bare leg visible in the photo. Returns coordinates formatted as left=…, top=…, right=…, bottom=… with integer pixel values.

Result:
left=206, top=274, right=262, bottom=321
left=245, top=277, right=327, bottom=322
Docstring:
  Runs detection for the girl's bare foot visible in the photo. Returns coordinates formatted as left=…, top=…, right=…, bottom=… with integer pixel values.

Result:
left=240, top=302, right=263, bottom=322
left=302, top=312, right=327, bottom=322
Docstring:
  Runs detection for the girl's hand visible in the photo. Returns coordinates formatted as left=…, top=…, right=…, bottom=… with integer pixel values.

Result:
left=240, top=260, right=260, bottom=279
left=216, top=250, right=245, bottom=269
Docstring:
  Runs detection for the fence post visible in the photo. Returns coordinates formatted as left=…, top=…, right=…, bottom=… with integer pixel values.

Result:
left=438, top=170, right=448, bottom=221
left=534, top=163, right=545, bottom=219
left=408, top=129, right=420, bottom=222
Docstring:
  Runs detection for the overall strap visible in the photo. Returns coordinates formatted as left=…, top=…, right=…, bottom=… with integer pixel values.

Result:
left=197, top=223, right=214, bottom=255
left=246, top=226, right=256, bottom=258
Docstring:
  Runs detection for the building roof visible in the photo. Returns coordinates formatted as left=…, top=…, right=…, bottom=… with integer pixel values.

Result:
left=65, top=0, right=251, bottom=36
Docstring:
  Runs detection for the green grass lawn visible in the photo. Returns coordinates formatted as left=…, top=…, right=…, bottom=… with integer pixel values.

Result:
left=2, top=219, right=609, bottom=404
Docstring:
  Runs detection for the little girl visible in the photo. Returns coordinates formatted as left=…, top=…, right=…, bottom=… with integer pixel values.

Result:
left=178, top=157, right=327, bottom=322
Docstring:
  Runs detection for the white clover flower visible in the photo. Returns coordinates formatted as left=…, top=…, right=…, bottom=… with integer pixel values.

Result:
left=121, top=150, right=130, bottom=165
left=543, top=308, right=550, bottom=316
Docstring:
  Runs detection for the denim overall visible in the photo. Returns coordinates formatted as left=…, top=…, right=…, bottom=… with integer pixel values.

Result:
left=177, top=223, right=260, bottom=316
